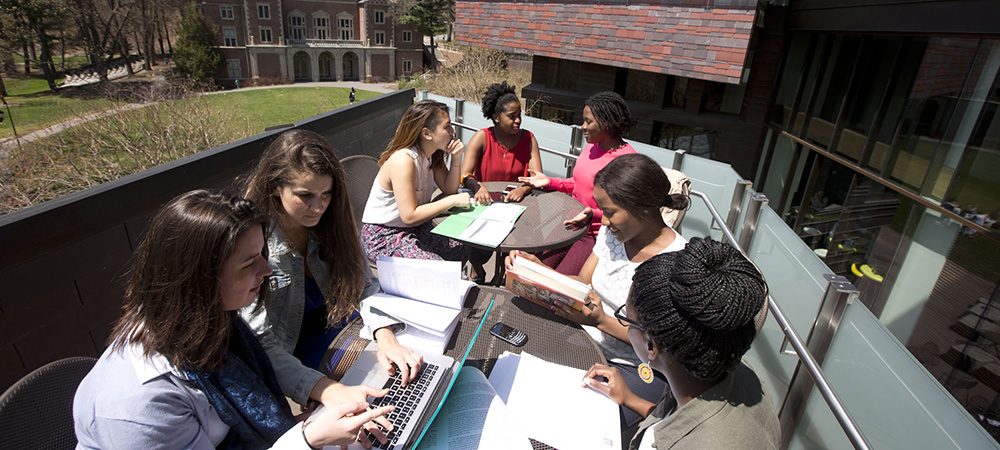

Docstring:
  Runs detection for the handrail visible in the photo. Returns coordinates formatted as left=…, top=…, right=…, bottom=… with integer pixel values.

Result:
left=690, top=190, right=872, bottom=450
left=451, top=110, right=870, bottom=450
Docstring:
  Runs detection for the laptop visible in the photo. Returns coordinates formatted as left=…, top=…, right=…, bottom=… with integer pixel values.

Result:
left=308, top=298, right=492, bottom=450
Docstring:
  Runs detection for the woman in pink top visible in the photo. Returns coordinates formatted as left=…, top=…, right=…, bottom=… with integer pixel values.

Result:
left=520, top=91, right=636, bottom=275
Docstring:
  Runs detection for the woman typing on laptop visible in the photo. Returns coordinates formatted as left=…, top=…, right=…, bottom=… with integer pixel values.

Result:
left=242, top=130, right=424, bottom=411
left=73, top=191, right=395, bottom=449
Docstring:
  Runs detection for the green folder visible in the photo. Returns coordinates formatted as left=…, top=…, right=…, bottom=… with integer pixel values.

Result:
left=431, top=203, right=526, bottom=247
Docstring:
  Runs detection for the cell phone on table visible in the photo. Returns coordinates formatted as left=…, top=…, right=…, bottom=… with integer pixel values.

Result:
left=490, top=321, right=527, bottom=346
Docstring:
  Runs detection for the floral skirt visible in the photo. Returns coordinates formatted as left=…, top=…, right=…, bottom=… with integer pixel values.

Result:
left=361, top=222, right=469, bottom=262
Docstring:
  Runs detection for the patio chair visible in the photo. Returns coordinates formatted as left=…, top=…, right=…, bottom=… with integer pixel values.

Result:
left=0, top=356, right=97, bottom=450
left=660, top=167, right=692, bottom=234
left=341, top=154, right=381, bottom=234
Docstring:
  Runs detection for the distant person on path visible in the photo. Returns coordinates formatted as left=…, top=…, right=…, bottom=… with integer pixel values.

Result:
left=519, top=91, right=638, bottom=275
left=460, top=82, right=542, bottom=205
left=234, top=79, right=240, bottom=89
left=349, top=87, right=356, bottom=104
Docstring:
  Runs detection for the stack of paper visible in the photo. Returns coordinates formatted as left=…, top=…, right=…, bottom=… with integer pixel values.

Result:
left=364, top=257, right=476, bottom=354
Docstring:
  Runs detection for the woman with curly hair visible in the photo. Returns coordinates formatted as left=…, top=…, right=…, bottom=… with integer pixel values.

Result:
left=459, top=82, right=542, bottom=205
left=582, top=237, right=779, bottom=449
left=520, top=91, right=637, bottom=275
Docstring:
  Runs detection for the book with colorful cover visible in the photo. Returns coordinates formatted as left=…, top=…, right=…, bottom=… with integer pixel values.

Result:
left=504, top=257, right=590, bottom=311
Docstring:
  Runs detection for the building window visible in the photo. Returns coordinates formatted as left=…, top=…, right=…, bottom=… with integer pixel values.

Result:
left=314, top=16, right=330, bottom=40
left=547, top=58, right=580, bottom=91
left=259, top=26, right=272, bottom=43
left=374, top=10, right=385, bottom=24
left=227, top=59, right=241, bottom=79
left=257, top=3, right=270, bottom=19
left=223, top=27, right=237, bottom=47
left=402, top=59, right=412, bottom=73
left=402, top=30, right=411, bottom=43
left=338, top=16, right=353, bottom=40
left=220, top=5, right=233, bottom=20
left=289, top=14, right=304, bottom=40
left=374, top=31, right=385, bottom=46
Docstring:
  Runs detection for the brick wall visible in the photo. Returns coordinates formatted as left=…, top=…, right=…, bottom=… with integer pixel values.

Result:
left=455, top=0, right=756, bottom=84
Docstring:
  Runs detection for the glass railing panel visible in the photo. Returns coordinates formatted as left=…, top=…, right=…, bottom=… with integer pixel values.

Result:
left=744, top=205, right=832, bottom=407
left=792, top=300, right=1000, bottom=450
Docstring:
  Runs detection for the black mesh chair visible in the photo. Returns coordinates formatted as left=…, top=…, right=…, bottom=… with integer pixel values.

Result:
left=0, top=356, right=97, bottom=450
left=341, top=155, right=381, bottom=234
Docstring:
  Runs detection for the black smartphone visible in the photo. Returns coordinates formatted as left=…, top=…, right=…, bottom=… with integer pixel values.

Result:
left=490, top=322, right=527, bottom=346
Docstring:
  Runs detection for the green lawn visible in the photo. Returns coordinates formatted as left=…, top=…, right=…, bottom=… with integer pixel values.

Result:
left=0, top=82, right=382, bottom=141
left=198, top=86, right=382, bottom=131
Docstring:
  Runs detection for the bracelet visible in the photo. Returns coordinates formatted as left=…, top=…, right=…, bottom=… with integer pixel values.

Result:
left=301, top=421, right=321, bottom=450
left=461, top=172, right=477, bottom=185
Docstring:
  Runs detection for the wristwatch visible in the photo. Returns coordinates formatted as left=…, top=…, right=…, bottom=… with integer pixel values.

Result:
left=374, top=322, right=407, bottom=341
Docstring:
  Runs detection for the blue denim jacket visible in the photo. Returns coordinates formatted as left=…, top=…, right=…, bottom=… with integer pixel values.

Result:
left=240, top=227, right=397, bottom=405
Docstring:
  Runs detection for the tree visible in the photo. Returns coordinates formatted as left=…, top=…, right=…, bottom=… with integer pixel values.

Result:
left=172, top=3, right=221, bottom=82
left=398, top=0, right=449, bottom=68
left=0, top=0, right=67, bottom=91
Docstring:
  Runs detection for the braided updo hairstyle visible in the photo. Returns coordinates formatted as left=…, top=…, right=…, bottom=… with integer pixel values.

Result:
left=630, top=237, right=766, bottom=380
left=594, top=153, right=689, bottom=223
left=481, top=82, right=520, bottom=121
left=585, top=91, right=631, bottom=140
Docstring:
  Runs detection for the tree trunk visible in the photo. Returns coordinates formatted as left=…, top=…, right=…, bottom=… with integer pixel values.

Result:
left=23, top=40, right=31, bottom=74
left=27, top=16, right=58, bottom=92
left=121, top=38, right=135, bottom=76
left=60, top=29, right=66, bottom=70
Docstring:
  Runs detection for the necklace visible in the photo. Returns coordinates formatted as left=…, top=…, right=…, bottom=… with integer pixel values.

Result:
left=496, top=129, right=520, bottom=156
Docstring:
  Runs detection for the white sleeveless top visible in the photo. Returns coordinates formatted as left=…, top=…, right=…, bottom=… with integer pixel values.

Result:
left=362, top=147, right=434, bottom=228
left=588, top=225, right=687, bottom=363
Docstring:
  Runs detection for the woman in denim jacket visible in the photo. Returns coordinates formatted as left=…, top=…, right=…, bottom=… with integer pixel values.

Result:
left=242, top=130, right=424, bottom=410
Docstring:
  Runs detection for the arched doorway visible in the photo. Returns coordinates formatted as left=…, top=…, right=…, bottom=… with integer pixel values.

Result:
left=342, top=52, right=359, bottom=81
left=318, top=52, right=335, bottom=81
left=293, top=51, right=311, bottom=82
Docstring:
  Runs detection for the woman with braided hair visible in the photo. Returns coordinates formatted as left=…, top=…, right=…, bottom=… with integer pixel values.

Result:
left=508, top=153, right=688, bottom=430
left=460, top=82, right=542, bottom=205
left=582, top=237, right=779, bottom=449
left=519, top=91, right=637, bottom=275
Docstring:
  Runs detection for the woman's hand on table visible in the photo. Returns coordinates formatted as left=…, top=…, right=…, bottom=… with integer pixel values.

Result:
left=374, top=328, right=424, bottom=386
left=564, top=207, right=593, bottom=229
left=582, top=364, right=656, bottom=418
left=448, top=192, right=472, bottom=210
left=504, top=249, right=543, bottom=270
left=504, top=185, right=531, bottom=202
left=554, top=290, right=605, bottom=327
left=518, top=169, right=550, bottom=189
left=474, top=185, right=492, bottom=206
left=303, top=401, right=395, bottom=449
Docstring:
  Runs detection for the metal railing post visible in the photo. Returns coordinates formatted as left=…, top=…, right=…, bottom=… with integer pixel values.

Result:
left=738, top=192, right=768, bottom=251
left=726, top=180, right=752, bottom=233
left=672, top=149, right=686, bottom=171
left=567, top=125, right=584, bottom=178
left=454, top=98, right=465, bottom=142
left=779, top=275, right=862, bottom=449
left=419, top=90, right=429, bottom=101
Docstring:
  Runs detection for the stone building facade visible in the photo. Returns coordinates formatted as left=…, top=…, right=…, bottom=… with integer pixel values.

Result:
left=198, top=0, right=423, bottom=84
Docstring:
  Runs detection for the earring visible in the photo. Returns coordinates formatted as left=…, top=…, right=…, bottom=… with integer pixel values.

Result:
left=637, top=362, right=654, bottom=384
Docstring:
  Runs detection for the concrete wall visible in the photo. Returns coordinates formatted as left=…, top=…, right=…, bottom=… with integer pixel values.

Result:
left=0, top=89, right=415, bottom=391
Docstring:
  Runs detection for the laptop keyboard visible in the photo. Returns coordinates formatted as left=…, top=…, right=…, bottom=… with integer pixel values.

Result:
left=366, top=362, right=440, bottom=449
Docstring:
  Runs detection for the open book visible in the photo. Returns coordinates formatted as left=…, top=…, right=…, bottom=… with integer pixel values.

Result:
left=505, top=257, right=591, bottom=311
left=363, top=257, right=477, bottom=354
left=431, top=203, right=526, bottom=248
left=418, top=352, right=620, bottom=450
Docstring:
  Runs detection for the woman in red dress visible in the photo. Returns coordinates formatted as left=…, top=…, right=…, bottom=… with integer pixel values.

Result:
left=460, top=82, right=542, bottom=205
